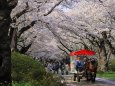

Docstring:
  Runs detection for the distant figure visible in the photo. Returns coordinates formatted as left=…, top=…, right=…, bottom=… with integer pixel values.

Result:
left=52, top=63, right=56, bottom=74
left=53, top=61, right=59, bottom=74
left=55, top=62, right=59, bottom=74
left=59, top=60, right=65, bottom=75
left=47, top=63, right=52, bottom=72
left=65, top=65, right=69, bottom=75
left=65, top=57, right=70, bottom=70
left=83, top=57, right=88, bottom=69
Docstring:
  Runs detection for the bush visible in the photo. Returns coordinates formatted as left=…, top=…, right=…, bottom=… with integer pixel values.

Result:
left=12, top=52, right=46, bottom=82
left=109, top=59, right=115, bottom=71
left=41, top=73, right=65, bottom=86
left=12, top=52, right=66, bottom=86
left=31, top=73, right=65, bottom=86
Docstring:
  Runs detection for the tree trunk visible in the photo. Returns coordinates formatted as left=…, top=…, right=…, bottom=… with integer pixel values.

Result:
left=0, top=0, right=18, bottom=85
left=98, top=48, right=107, bottom=72
left=10, top=27, right=18, bottom=52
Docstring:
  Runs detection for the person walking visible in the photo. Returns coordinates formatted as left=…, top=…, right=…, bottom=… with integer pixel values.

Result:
left=52, top=62, right=56, bottom=74
left=55, top=61, right=60, bottom=74
left=47, top=62, right=52, bottom=72
left=60, top=60, right=65, bottom=75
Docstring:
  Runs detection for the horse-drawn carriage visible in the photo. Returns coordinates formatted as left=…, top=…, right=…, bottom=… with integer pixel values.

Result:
left=70, top=49, right=98, bottom=82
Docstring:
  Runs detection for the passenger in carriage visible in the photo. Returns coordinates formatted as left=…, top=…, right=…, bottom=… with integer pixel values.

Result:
left=74, top=57, right=84, bottom=72
left=83, top=57, right=88, bottom=68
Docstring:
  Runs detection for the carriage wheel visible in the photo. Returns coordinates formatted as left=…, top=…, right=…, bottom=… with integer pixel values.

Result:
left=86, top=73, right=91, bottom=81
left=91, top=73, right=96, bottom=83
left=86, top=76, right=90, bottom=81
left=77, top=75, right=80, bottom=82
left=73, top=74, right=76, bottom=81
left=66, top=71, right=68, bottom=75
left=92, top=77, right=95, bottom=82
left=85, top=70, right=89, bottom=81
left=91, top=76, right=95, bottom=83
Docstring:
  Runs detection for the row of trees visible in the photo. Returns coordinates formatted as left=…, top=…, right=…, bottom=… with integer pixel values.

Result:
left=11, top=0, right=114, bottom=72
left=0, top=0, right=66, bottom=85
left=41, top=0, right=115, bottom=72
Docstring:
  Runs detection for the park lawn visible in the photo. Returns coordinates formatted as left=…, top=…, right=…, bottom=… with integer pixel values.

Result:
left=97, top=71, right=115, bottom=80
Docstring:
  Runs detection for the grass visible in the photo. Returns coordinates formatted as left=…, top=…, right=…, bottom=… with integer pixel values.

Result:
left=13, top=83, right=31, bottom=86
left=97, top=71, right=115, bottom=80
left=13, top=82, right=31, bottom=86
left=97, top=58, right=115, bottom=81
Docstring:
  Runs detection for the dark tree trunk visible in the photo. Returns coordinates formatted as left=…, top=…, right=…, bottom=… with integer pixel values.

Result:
left=0, top=0, right=18, bottom=85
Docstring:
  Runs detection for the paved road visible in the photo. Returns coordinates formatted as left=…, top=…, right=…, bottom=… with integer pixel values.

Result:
left=61, top=75, right=115, bottom=86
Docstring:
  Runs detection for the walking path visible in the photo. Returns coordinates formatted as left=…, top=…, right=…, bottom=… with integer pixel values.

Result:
left=62, top=75, right=115, bottom=86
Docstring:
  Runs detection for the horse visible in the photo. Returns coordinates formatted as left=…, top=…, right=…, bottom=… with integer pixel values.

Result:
left=85, top=58, right=98, bottom=82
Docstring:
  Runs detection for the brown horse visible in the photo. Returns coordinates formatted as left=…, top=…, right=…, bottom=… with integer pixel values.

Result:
left=85, top=58, right=98, bottom=82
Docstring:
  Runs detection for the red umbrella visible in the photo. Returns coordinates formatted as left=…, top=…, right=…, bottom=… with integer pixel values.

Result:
left=70, top=49, right=95, bottom=56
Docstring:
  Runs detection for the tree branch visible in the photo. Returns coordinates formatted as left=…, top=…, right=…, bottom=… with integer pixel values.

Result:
left=57, top=45, right=69, bottom=55
left=12, top=2, right=29, bottom=23
left=18, top=20, right=37, bottom=38
left=44, top=0, right=64, bottom=16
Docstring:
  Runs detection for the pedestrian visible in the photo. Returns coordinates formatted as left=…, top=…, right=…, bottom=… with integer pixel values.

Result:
left=60, top=60, right=65, bottom=75
left=47, top=62, right=52, bottom=72
left=52, top=62, right=56, bottom=74
left=55, top=61, right=59, bottom=74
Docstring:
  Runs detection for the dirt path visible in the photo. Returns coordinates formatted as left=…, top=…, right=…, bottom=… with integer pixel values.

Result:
left=62, top=75, right=115, bottom=86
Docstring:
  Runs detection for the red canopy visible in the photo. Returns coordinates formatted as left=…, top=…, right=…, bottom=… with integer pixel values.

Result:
left=70, top=49, right=95, bottom=56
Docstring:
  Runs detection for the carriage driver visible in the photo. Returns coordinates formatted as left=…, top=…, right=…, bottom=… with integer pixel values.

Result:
left=74, top=57, right=84, bottom=72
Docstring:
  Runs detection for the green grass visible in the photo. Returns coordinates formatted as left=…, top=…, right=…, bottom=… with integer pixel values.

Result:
left=97, top=71, right=115, bottom=80
left=13, top=83, right=31, bottom=86
left=13, top=82, right=31, bottom=86
left=97, top=58, right=115, bottom=80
